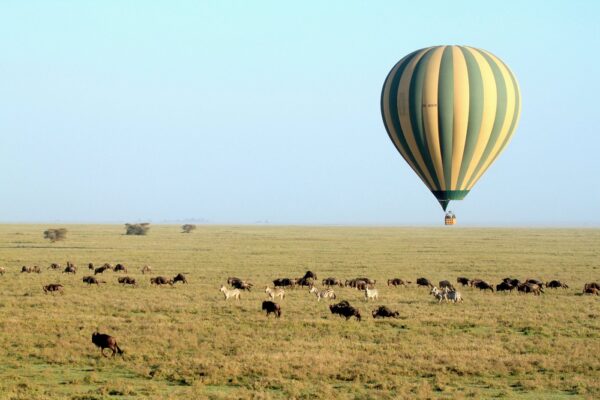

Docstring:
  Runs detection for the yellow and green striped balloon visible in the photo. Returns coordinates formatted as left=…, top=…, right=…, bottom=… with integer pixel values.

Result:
left=381, top=45, right=521, bottom=211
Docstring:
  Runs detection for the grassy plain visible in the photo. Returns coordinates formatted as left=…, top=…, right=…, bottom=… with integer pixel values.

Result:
left=0, top=224, right=598, bottom=399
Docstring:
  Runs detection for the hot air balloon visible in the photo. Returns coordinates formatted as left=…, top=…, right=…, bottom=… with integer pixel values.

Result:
left=381, top=46, right=521, bottom=222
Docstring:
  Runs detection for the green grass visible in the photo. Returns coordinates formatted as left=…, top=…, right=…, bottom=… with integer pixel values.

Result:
left=0, top=225, right=598, bottom=399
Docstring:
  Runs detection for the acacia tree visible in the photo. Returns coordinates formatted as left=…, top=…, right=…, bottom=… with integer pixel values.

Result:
left=125, top=223, right=150, bottom=235
left=44, top=228, right=67, bottom=242
left=181, top=224, right=197, bottom=233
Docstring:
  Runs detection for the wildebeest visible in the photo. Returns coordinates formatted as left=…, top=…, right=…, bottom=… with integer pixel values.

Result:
left=273, top=278, right=296, bottom=289
left=372, top=305, right=399, bottom=319
left=231, top=280, right=253, bottom=291
left=456, top=277, right=470, bottom=286
left=150, top=276, right=173, bottom=286
left=584, top=282, right=600, bottom=292
left=22, top=266, right=41, bottom=273
left=439, top=280, right=455, bottom=291
left=356, top=277, right=376, bottom=285
left=364, top=287, right=379, bottom=301
left=172, top=273, right=187, bottom=284
left=48, top=263, right=61, bottom=270
left=496, top=281, right=514, bottom=292
left=583, top=286, right=599, bottom=295
left=526, top=278, right=545, bottom=288
left=302, top=270, right=317, bottom=280
left=518, top=283, right=544, bottom=295
left=82, top=276, right=103, bottom=285
left=265, top=286, right=285, bottom=301
left=94, top=265, right=112, bottom=275
left=43, top=283, right=64, bottom=294
left=91, top=332, right=123, bottom=357
left=322, top=277, right=343, bottom=287
left=220, top=285, right=241, bottom=300
left=63, top=265, right=77, bottom=274
left=416, top=277, right=433, bottom=288
left=546, top=280, right=568, bottom=289
left=309, top=286, right=336, bottom=301
left=502, top=277, right=520, bottom=287
left=262, top=300, right=281, bottom=318
left=329, top=301, right=361, bottom=321
left=473, top=280, right=494, bottom=292
left=141, top=265, right=152, bottom=274
left=296, top=276, right=313, bottom=288
left=388, top=278, right=411, bottom=287
left=114, top=264, right=127, bottom=273
left=88, top=263, right=94, bottom=270
left=118, top=276, right=137, bottom=286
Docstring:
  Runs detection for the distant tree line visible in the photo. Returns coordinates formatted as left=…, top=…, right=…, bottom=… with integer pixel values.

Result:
left=125, top=223, right=150, bottom=236
left=44, top=228, right=67, bottom=242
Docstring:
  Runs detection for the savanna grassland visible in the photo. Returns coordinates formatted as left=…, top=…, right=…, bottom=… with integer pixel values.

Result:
left=0, top=225, right=598, bottom=400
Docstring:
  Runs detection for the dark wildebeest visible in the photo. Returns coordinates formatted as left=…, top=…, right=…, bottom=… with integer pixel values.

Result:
left=261, top=301, right=281, bottom=318
left=496, top=281, right=514, bottom=292
left=388, top=278, right=411, bottom=287
left=232, top=280, right=252, bottom=291
left=296, top=276, right=313, bottom=288
left=322, top=277, right=343, bottom=287
left=526, top=278, right=545, bottom=288
left=22, top=266, right=41, bottom=273
left=302, top=271, right=317, bottom=281
left=94, top=265, right=112, bottom=275
left=456, top=277, right=470, bottom=286
left=546, top=280, right=568, bottom=289
left=502, top=278, right=520, bottom=287
left=118, top=276, right=137, bottom=286
left=82, top=276, right=103, bottom=285
left=355, top=280, right=368, bottom=291
left=150, top=276, right=173, bottom=286
left=329, top=301, right=361, bottom=321
left=48, top=263, right=61, bottom=270
left=439, top=280, right=455, bottom=291
left=63, top=265, right=77, bottom=274
left=227, top=277, right=242, bottom=285
left=114, top=264, right=127, bottom=273
left=416, top=278, right=433, bottom=288
left=88, top=263, right=94, bottom=270
left=474, top=280, right=494, bottom=292
left=518, top=283, right=543, bottom=295
left=173, top=273, right=187, bottom=284
left=372, top=305, right=400, bottom=319
left=43, top=283, right=64, bottom=294
left=469, top=278, right=483, bottom=287
left=584, top=282, right=600, bottom=292
left=583, top=286, right=599, bottom=295
left=273, top=278, right=295, bottom=289
left=356, top=277, right=376, bottom=285
left=91, top=332, right=123, bottom=357
left=141, top=265, right=152, bottom=274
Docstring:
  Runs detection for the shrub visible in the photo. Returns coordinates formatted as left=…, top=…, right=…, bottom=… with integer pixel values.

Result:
left=43, top=228, right=67, bottom=242
left=181, top=224, right=197, bottom=233
left=125, top=223, right=150, bottom=236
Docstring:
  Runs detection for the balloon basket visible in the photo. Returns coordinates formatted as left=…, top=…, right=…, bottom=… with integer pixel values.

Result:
left=444, top=212, right=456, bottom=226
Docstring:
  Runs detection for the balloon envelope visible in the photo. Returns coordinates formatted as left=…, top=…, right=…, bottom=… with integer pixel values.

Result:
left=381, top=45, right=521, bottom=210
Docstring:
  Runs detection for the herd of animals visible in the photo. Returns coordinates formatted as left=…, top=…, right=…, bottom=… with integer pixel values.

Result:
left=1, top=263, right=598, bottom=358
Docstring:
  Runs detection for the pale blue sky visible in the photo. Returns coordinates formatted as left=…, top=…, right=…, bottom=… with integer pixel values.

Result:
left=1, top=0, right=598, bottom=225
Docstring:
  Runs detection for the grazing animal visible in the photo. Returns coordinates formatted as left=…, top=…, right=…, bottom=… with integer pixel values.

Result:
left=546, top=280, right=568, bottom=289
left=43, top=283, right=64, bottom=294
left=265, top=286, right=285, bottom=301
left=296, top=276, right=313, bottom=288
left=372, top=306, right=400, bottom=319
left=583, top=287, right=599, bottom=295
left=502, top=278, right=521, bottom=287
left=91, top=332, right=123, bottom=357
left=220, top=285, right=241, bottom=300
left=364, top=287, right=379, bottom=301
left=416, top=277, right=433, bottom=288
left=526, top=278, right=545, bottom=288
left=172, top=273, right=187, bottom=284
left=439, top=280, right=455, bottom=291
left=354, top=280, right=368, bottom=291
left=231, top=280, right=252, bottom=291
left=94, top=265, right=112, bottom=275
left=22, top=266, right=41, bottom=273
left=261, top=301, right=281, bottom=318
left=356, top=277, right=376, bottom=285
left=388, top=278, right=410, bottom=287
left=0, top=267, right=5, bottom=275
left=273, top=278, right=296, bottom=289
left=227, top=277, right=242, bottom=285
left=141, top=265, right=152, bottom=274
left=456, top=277, right=470, bottom=286
left=118, top=276, right=137, bottom=286
left=473, top=280, right=494, bottom=292
left=584, top=282, right=600, bottom=292
left=88, top=263, right=94, bottom=270
left=496, top=281, right=515, bottom=292
left=82, top=276, right=103, bottom=285
left=329, top=301, right=361, bottom=321
left=309, top=286, right=336, bottom=301
left=322, top=277, right=343, bottom=287
left=48, top=263, right=61, bottom=270
left=302, top=270, right=317, bottom=280
left=518, top=283, right=544, bottom=295
left=430, top=286, right=447, bottom=303
left=114, top=264, right=127, bottom=273
left=445, top=288, right=463, bottom=303
left=150, top=276, right=173, bottom=286
left=63, top=265, right=77, bottom=274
